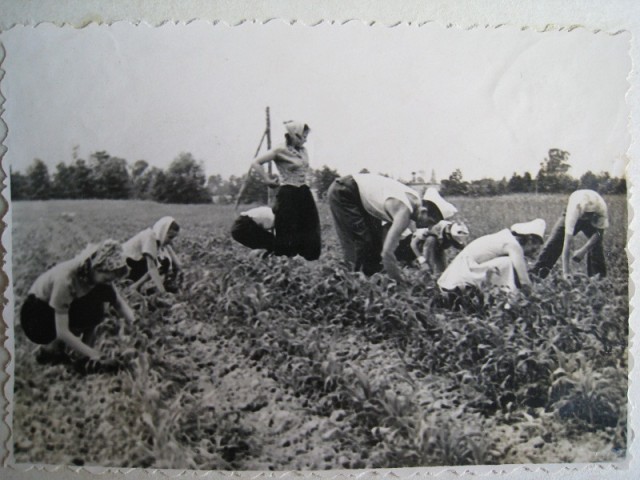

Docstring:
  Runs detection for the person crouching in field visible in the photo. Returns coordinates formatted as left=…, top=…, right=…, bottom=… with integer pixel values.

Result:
left=395, top=220, right=470, bottom=274
left=436, top=219, right=546, bottom=309
left=241, top=121, right=321, bottom=261
left=532, top=189, right=609, bottom=279
left=123, top=216, right=182, bottom=294
left=328, top=174, right=452, bottom=283
left=20, top=239, right=135, bottom=365
left=231, top=206, right=276, bottom=254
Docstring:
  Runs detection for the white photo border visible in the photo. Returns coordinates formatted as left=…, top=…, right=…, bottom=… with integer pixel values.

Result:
left=0, top=1, right=638, bottom=479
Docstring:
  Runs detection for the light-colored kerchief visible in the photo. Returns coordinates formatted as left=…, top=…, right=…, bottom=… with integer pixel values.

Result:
left=283, top=120, right=309, bottom=140
left=153, top=216, right=178, bottom=246
left=422, top=188, right=458, bottom=219
left=511, top=218, right=546, bottom=240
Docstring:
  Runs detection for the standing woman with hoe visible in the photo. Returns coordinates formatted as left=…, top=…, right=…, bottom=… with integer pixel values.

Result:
left=241, top=121, right=321, bottom=261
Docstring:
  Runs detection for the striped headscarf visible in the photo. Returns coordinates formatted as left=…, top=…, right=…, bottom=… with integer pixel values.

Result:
left=79, top=239, right=127, bottom=272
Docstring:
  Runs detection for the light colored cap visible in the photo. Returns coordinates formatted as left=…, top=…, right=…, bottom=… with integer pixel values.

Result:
left=450, top=222, right=470, bottom=238
left=511, top=218, right=546, bottom=240
left=449, top=221, right=470, bottom=247
left=422, top=188, right=458, bottom=219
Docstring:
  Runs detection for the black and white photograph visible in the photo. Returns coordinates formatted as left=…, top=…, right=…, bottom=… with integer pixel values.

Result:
left=0, top=14, right=634, bottom=476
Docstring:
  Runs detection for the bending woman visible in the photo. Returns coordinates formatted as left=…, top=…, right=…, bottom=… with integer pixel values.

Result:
left=244, top=121, right=321, bottom=260
left=123, top=216, right=182, bottom=293
left=412, top=220, right=469, bottom=274
left=532, top=189, right=609, bottom=279
left=328, top=174, right=449, bottom=282
left=20, top=239, right=134, bottom=362
left=437, top=219, right=546, bottom=308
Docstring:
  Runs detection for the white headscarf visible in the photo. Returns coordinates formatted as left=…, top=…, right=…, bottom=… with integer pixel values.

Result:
left=284, top=121, right=310, bottom=144
left=153, top=216, right=179, bottom=246
left=422, top=188, right=458, bottom=220
left=511, top=218, right=546, bottom=241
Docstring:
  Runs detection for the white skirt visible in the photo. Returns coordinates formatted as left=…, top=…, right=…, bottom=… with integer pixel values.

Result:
left=437, top=255, right=518, bottom=292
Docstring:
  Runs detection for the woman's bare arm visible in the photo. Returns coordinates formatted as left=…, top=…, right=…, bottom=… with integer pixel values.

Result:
left=381, top=199, right=412, bottom=283
left=145, top=255, right=166, bottom=293
left=54, top=312, right=101, bottom=360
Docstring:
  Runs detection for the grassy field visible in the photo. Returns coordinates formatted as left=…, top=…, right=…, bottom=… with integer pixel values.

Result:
left=10, top=194, right=628, bottom=469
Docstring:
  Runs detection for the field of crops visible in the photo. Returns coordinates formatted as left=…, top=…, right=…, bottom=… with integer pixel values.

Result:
left=10, top=194, right=628, bottom=470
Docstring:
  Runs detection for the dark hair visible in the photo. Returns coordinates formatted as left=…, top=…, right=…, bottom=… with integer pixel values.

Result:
left=285, top=133, right=297, bottom=148
left=512, top=232, right=543, bottom=247
left=423, top=201, right=444, bottom=223
left=109, top=265, right=129, bottom=278
left=77, top=257, right=93, bottom=285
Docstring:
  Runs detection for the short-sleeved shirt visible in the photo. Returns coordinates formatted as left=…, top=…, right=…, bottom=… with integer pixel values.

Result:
left=425, top=221, right=452, bottom=244
left=241, top=206, right=275, bottom=230
left=353, top=174, right=421, bottom=223
left=409, top=223, right=450, bottom=244
left=28, top=257, right=89, bottom=312
left=438, top=229, right=519, bottom=290
left=123, top=228, right=159, bottom=262
left=565, top=190, right=609, bottom=233
left=458, top=228, right=518, bottom=264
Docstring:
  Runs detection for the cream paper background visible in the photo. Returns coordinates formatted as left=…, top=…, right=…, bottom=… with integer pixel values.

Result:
left=0, top=1, right=638, bottom=479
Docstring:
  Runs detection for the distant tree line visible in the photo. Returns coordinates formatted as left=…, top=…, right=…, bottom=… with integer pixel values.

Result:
left=10, top=151, right=213, bottom=204
left=439, top=149, right=626, bottom=197
left=10, top=150, right=343, bottom=205
left=10, top=148, right=625, bottom=204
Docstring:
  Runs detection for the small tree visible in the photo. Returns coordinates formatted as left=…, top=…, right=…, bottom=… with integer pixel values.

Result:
left=313, top=165, right=340, bottom=200
left=579, top=171, right=600, bottom=191
left=72, top=159, right=95, bottom=198
left=236, top=171, right=269, bottom=205
left=152, top=153, right=211, bottom=204
left=26, top=159, right=52, bottom=200
left=536, top=149, right=577, bottom=193
left=210, top=175, right=243, bottom=204
left=522, top=172, right=534, bottom=193
left=612, top=177, right=627, bottom=194
left=440, top=169, right=468, bottom=196
left=132, top=160, right=161, bottom=200
left=508, top=173, right=525, bottom=193
left=52, top=162, right=79, bottom=199
left=206, top=174, right=224, bottom=196
left=10, top=168, right=29, bottom=200
left=89, top=151, right=132, bottom=199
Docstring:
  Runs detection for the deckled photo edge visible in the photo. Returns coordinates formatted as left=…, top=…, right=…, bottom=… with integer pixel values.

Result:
left=0, top=18, right=636, bottom=478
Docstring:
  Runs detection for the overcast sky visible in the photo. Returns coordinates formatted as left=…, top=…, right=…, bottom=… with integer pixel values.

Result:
left=1, top=21, right=631, bottom=182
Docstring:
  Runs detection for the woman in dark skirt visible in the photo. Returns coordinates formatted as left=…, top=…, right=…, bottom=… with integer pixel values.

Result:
left=243, top=121, right=321, bottom=261
left=231, top=206, right=276, bottom=253
left=20, top=239, right=135, bottom=363
left=123, top=216, right=182, bottom=293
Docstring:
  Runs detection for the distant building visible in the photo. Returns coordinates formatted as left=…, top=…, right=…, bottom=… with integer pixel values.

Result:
left=406, top=169, right=441, bottom=195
